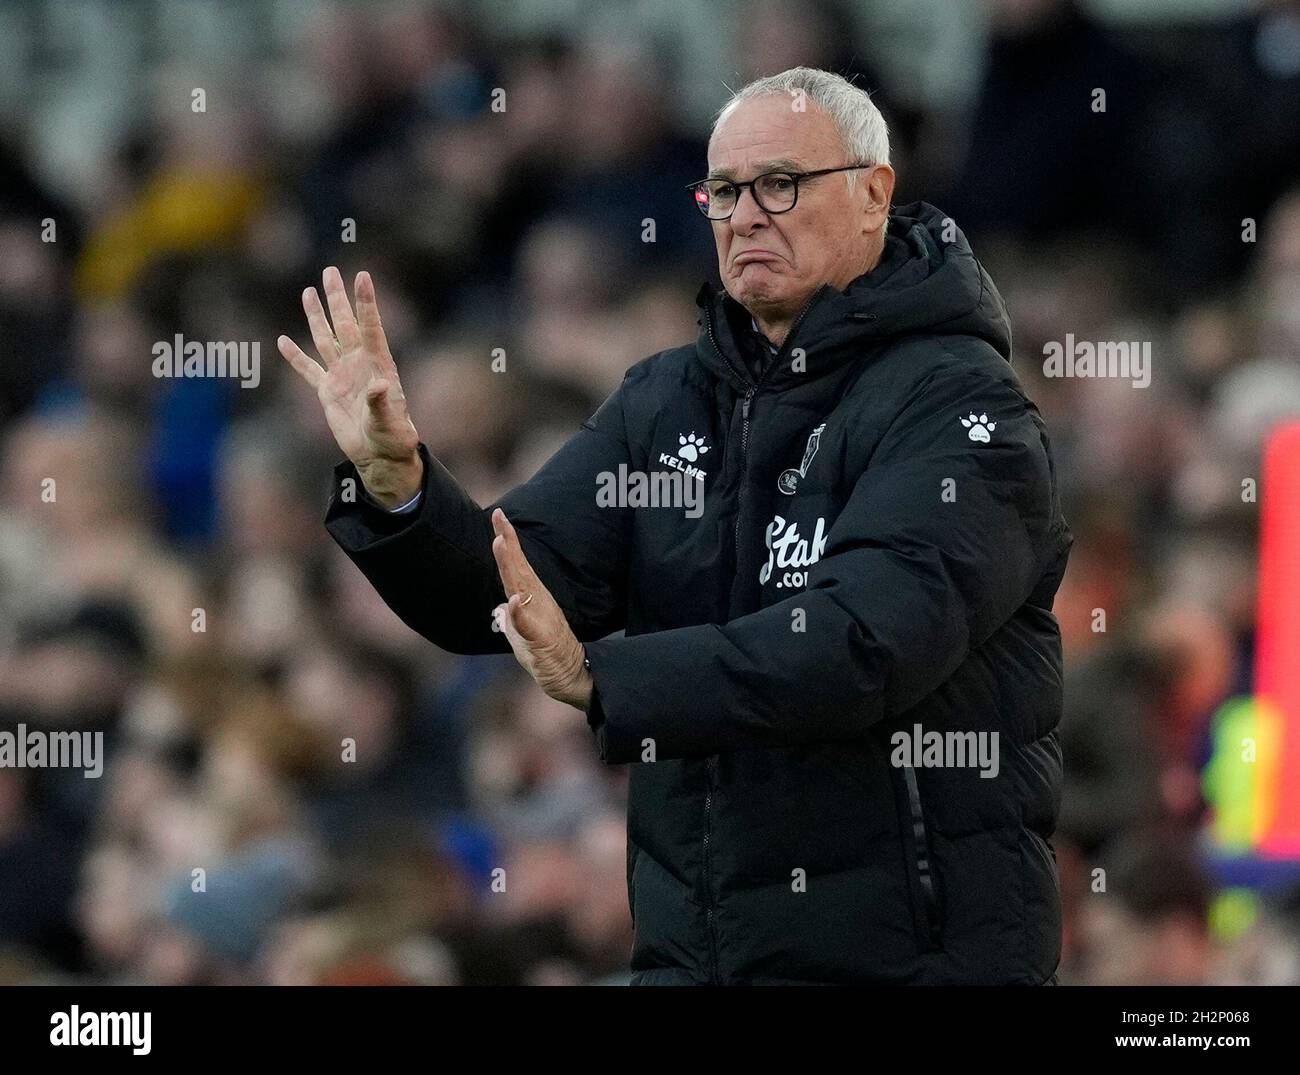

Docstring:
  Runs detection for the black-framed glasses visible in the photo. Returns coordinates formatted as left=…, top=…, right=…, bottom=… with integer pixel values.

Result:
left=686, top=164, right=872, bottom=220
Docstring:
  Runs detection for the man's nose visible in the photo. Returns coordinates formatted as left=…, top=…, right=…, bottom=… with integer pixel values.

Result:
left=728, top=186, right=769, bottom=235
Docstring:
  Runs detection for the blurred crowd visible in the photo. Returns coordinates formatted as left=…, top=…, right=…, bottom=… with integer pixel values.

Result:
left=1, top=0, right=1300, bottom=985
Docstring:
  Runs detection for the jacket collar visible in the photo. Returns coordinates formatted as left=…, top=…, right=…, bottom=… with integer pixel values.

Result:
left=694, top=279, right=871, bottom=393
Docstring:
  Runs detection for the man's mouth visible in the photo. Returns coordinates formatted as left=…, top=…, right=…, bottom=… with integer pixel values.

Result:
left=733, top=250, right=781, bottom=266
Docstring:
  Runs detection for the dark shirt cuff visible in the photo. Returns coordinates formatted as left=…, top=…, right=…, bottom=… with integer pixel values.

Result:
left=583, top=651, right=609, bottom=760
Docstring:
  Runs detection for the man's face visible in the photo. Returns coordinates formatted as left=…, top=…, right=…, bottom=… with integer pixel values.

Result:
left=706, top=95, right=892, bottom=324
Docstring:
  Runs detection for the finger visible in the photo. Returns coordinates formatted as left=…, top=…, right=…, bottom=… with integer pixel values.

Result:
left=354, top=271, right=395, bottom=372
left=507, top=591, right=548, bottom=645
left=491, top=509, right=539, bottom=596
left=364, top=377, right=396, bottom=425
left=277, top=334, right=324, bottom=388
left=302, top=287, right=340, bottom=368
left=494, top=602, right=526, bottom=657
left=492, top=531, right=525, bottom=601
left=322, top=266, right=361, bottom=352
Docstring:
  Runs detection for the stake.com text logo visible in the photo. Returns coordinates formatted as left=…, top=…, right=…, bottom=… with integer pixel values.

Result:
left=759, top=514, right=828, bottom=589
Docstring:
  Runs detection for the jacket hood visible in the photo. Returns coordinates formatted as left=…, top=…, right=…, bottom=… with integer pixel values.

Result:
left=695, top=201, right=1012, bottom=391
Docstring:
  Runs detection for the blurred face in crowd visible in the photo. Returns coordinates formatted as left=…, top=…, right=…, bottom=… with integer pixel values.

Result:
left=1079, top=900, right=1210, bottom=985
left=706, top=94, right=895, bottom=338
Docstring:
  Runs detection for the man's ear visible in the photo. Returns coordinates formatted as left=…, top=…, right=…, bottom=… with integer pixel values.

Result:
left=862, top=164, right=896, bottom=229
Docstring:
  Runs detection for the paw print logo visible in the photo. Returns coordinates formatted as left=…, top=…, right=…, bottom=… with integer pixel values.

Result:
left=960, top=413, right=996, bottom=443
left=678, top=432, right=710, bottom=462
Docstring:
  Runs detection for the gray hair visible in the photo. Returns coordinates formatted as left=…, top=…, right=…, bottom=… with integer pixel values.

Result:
left=712, top=67, right=891, bottom=188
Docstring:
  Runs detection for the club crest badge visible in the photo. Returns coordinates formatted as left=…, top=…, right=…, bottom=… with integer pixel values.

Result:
left=778, top=423, right=826, bottom=495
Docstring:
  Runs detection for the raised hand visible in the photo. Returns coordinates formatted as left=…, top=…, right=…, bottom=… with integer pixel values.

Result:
left=490, top=508, right=593, bottom=711
left=277, top=267, right=423, bottom=507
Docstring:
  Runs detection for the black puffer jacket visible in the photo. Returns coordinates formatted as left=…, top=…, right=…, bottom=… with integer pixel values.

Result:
left=326, top=201, right=1072, bottom=985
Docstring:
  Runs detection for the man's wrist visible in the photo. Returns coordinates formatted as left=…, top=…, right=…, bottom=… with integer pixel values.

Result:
left=560, top=645, right=594, bottom=712
left=359, top=452, right=424, bottom=509
left=572, top=666, right=594, bottom=712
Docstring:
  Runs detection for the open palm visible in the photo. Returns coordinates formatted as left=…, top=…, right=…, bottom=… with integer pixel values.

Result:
left=277, top=267, right=422, bottom=506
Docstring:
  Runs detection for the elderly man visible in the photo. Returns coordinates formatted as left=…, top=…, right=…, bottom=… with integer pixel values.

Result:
left=278, top=67, right=1071, bottom=985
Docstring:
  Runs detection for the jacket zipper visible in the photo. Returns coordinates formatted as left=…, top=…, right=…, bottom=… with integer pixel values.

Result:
left=697, top=305, right=735, bottom=984
left=697, top=289, right=825, bottom=983
left=735, top=389, right=755, bottom=562
left=702, top=755, right=720, bottom=980
left=901, top=764, right=941, bottom=947
left=703, top=291, right=824, bottom=567
left=700, top=300, right=751, bottom=565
